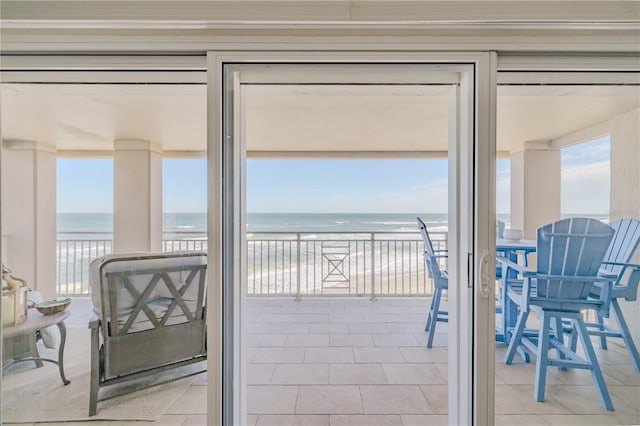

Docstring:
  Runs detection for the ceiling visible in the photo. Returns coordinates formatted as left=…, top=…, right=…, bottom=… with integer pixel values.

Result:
left=1, top=83, right=638, bottom=155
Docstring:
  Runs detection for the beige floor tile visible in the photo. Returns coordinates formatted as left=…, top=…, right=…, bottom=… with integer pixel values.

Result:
left=34, top=423, right=80, bottom=426
left=192, top=371, right=207, bottom=385
left=330, top=334, right=374, bottom=347
left=284, top=334, right=330, bottom=347
left=154, top=414, right=190, bottom=425
left=256, top=414, right=330, bottom=425
left=400, top=414, right=449, bottom=426
left=400, top=347, right=448, bottom=363
left=247, top=346, right=259, bottom=362
left=543, top=414, right=640, bottom=425
left=247, top=386, right=299, bottom=414
left=374, top=306, right=413, bottom=314
left=602, top=364, right=640, bottom=386
left=348, top=323, right=389, bottom=333
left=247, top=414, right=258, bottom=425
left=166, top=385, right=207, bottom=415
left=433, top=363, right=448, bottom=383
left=353, top=347, right=405, bottom=363
left=494, top=414, right=550, bottom=425
left=253, top=347, right=306, bottom=363
left=305, top=347, right=355, bottom=363
left=248, top=363, right=276, bottom=384
left=248, top=322, right=310, bottom=334
left=1, top=424, right=35, bottom=426
left=382, top=363, right=446, bottom=385
left=330, top=414, right=403, bottom=425
left=329, top=363, right=387, bottom=384
left=360, top=385, right=432, bottom=414
left=309, top=323, right=349, bottom=333
left=494, top=384, right=571, bottom=414
left=608, top=385, right=640, bottom=413
left=295, top=386, right=363, bottom=414
left=372, top=334, right=422, bottom=347
left=183, top=414, right=207, bottom=425
left=414, top=332, right=448, bottom=347
left=546, top=385, right=638, bottom=414
left=419, top=385, right=448, bottom=414
left=386, top=323, right=428, bottom=334
left=591, top=345, right=636, bottom=365
left=495, top=362, right=625, bottom=386
left=272, top=363, right=329, bottom=385
left=248, top=333, right=288, bottom=347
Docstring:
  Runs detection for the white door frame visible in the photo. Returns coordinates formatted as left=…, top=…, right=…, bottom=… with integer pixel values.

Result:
left=207, top=51, right=497, bottom=426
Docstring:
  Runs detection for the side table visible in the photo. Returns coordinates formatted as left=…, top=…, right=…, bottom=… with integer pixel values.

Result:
left=2, top=309, right=71, bottom=385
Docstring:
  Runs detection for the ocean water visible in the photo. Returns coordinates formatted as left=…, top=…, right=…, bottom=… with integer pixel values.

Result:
left=57, top=212, right=612, bottom=238
left=58, top=212, right=461, bottom=237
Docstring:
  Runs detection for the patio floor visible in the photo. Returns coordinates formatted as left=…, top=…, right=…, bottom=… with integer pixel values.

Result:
left=3, top=297, right=640, bottom=425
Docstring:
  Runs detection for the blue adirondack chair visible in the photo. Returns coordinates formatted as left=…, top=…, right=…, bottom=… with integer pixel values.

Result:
left=581, top=218, right=640, bottom=371
left=417, top=217, right=448, bottom=348
left=498, top=218, right=617, bottom=411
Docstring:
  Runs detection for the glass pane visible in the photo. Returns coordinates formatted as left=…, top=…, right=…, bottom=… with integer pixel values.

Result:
left=223, top=64, right=472, bottom=425
left=495, top=79, right=640, bottom=421
left=1, top=81, right=207, bottom=422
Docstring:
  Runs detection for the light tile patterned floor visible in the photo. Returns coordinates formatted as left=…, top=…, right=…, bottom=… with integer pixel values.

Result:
left=3, top=297, right=639, bottom=425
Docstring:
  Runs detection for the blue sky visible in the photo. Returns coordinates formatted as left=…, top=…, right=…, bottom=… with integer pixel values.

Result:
left=57, top=137, right=609, bottom=215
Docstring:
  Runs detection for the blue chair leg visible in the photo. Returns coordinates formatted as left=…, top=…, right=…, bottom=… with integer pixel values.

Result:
left=534, top=313, right=551, bottom=403
left=569, top=322, right=578, bottom=353
left=574, top=316, right=614, bottom=411
left=505, top=309, right=529, bottom=365
left=611, top=299, right=640, bottom=371
left=552, top=317, right=567, bottom=371
left=425, top=288, right=439, bottom=332
left=596, top=312, right=608, bottom=350
left=426, top=288, right=442, bottom=348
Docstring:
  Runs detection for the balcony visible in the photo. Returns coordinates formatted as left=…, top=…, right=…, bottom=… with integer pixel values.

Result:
left=3, top=296, right=637, bottom=425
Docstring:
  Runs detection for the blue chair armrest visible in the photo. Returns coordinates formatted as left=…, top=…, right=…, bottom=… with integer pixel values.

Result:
left=601, top=261, right=640, bottom=269
left=496, top=256, right=536, bottom=277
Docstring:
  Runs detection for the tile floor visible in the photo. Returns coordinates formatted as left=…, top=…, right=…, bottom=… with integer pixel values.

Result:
left=3, top=297, right=640, bottom=425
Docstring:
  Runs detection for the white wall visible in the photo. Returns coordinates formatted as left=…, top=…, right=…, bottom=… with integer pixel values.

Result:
left=1, top=142, right=57, bottom=299
left=610, top=107, right=640, bottom=346
left=510, top=146, right=561, bottom=240
left=113, top=140, right=163, bottom=253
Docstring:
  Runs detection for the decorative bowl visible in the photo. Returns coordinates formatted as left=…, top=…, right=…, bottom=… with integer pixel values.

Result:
left=503, top=229, right=523, bottom=241
left=35, top=298, right=72, bottom=315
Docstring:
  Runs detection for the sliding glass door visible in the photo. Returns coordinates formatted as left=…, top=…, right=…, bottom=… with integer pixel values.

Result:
left=208, top=53, right=497, bottom=425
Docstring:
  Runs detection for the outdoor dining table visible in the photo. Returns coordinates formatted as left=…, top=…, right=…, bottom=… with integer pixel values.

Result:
left=495, top=238, right=536, bottom=343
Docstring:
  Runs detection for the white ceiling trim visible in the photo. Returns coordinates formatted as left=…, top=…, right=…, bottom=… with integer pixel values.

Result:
left=2, top=20, right=639, bottom=31
left=550, top=119, right=611, bottom=149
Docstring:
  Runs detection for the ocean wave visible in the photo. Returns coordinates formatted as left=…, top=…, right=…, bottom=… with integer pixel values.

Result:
left=365, top=221, right=415, bottom=225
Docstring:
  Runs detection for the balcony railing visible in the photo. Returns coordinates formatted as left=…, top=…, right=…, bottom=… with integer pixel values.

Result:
left=56, top=231, right=446, bottom=297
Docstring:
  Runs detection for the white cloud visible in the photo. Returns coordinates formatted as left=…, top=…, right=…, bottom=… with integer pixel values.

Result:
left=370, top=177, right=449, bottom=213
left=496, top=172, right=511, bottom=214
left=562, top=160, right=610, bottom=214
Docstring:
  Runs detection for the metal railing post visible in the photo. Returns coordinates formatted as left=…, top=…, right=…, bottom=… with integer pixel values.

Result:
left=370, top=232, right=376, bottom=301
left=295, top=232, right=302, bottom=302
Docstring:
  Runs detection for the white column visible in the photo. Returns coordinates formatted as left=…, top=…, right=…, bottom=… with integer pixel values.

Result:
left=1, top=140, right=57, bottom=299
left=510, top=142, right=561, bottom=240
left=610, top=107, right=640, bottom=346
left=113, top=139, right=163, bottom=253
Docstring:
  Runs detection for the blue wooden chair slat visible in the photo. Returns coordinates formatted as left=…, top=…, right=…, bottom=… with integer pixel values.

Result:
left=417, top=217, right=448, bottom=348
left=500, top=218, right=616, bottom=411
left=583, top=218, right=640, bottom=370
